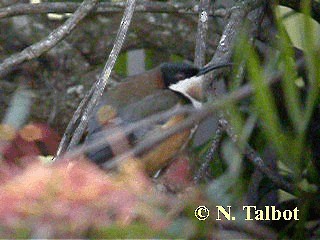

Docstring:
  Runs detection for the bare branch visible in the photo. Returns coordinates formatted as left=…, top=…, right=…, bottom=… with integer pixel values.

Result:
left=55, top=87, right=95, bottom=157
left=57, top=0, right=137, bottom=156
left=61, top=105, right=195, bottom=161
left=193, top=119, right=225, bottom=183
left=204, top=0, right=264, bottom=95
left=194, top=0, right=210, bottom=67
left=244, top=145, right=295, bottom=194
left=0, top=1, right=228, bottom=19
left=0, top=0, right=98, bottom=78
left=218, top=115, right=296, bottom=195
left=192, top=0, right=212, bottom=181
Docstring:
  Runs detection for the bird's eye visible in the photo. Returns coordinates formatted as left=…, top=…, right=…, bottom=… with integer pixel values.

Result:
left=174, top=73, right=186, bottom=81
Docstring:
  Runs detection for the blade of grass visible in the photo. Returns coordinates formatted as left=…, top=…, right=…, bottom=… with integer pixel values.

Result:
left=276, top=14, right=303, bottom=132
left=244, top=42, right=295, bottom=170
left=301, top=0, right=320, bottom=131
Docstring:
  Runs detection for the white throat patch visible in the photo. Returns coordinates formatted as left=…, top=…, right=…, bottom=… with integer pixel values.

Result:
left=169, top=75, right=204, bottom=109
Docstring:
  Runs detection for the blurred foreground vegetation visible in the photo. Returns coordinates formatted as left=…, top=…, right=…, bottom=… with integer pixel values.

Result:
left=1, top=0, right=320, bottom=239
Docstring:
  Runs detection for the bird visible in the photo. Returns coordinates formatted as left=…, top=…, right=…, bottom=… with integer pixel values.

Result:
left=84, top=62, right=231, bottom=175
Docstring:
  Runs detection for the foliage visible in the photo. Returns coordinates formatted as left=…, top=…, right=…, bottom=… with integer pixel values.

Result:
left=1, top=0, right=320, bottom=239
left=0, top=155, right=211, bottom=238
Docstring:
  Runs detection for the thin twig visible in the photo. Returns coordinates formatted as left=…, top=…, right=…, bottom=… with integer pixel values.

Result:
left=0, top=0, right=98, bottom=78
left=193, top=119, right=226, bottom=183
left=63, top=0, right=136, bottom=154
left=61, top=105, right=195, bottom=161
left=244, top=145, right=295, bottom=194
left=194, top=0, right=210, bottom=67
left=55, top=86, right=94, bottom=157
left=204, top=0, right=264, bottom=89
left=192, top=0, right=211, bottom=180
left=219, top=115, right=296, bottom=195
left=0, top=2, right=228, bottom=19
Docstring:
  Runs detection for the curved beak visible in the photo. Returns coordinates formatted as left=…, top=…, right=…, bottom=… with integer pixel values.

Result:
left=197, top=62, right=233, bottom=76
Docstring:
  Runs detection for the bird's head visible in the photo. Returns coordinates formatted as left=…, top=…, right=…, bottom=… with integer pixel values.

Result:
left=160, top=62, right=199, bottom=88
left=160, top=61, right=232, bottom=108
left=160, top=62, right=232, bottom=88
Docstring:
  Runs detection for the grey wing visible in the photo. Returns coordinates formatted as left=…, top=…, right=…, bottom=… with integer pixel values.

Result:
left=118, top=90, right=182, bottom=144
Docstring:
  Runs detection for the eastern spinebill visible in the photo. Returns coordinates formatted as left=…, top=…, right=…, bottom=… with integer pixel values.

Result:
left=84, top=62, right=231, bottom=174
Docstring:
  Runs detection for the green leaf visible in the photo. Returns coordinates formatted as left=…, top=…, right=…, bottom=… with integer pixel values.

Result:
left=244, top=43, right=290, bottom=166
